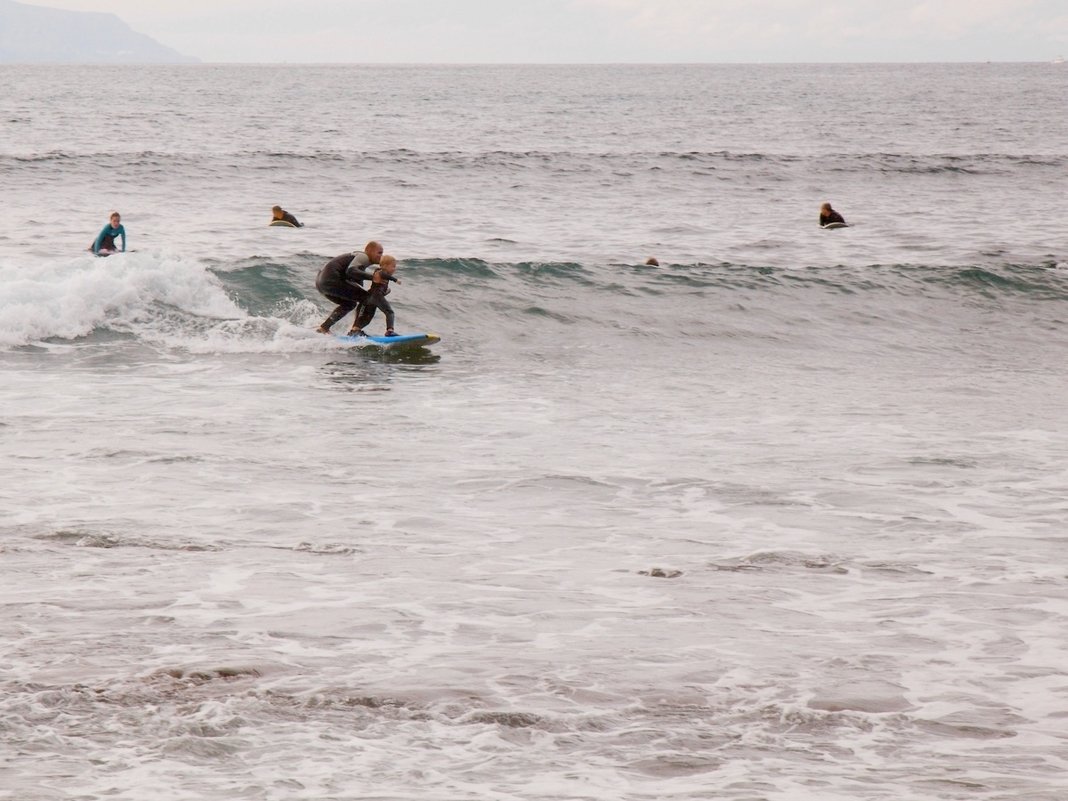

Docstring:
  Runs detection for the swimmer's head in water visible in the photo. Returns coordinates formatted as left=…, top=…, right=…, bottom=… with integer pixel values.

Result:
left=645, top=257, right=659, bottom=266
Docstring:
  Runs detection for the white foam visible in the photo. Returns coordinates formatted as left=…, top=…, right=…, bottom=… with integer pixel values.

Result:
left=0, top=252, right=360, bottom=354
left=0, top=251, right=244, bottom=348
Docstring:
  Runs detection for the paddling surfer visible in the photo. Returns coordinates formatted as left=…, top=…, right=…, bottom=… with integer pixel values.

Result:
left=271, top=205, right=303, bottom=227
left=819, top=202, right=846, bottom=227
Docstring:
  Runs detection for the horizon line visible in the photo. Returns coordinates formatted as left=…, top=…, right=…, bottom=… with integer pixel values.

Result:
left=0, top=59, right=1059, bottom=66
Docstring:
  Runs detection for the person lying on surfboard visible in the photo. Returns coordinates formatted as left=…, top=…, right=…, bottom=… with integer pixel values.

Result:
left=347, top=255, right=401, bottom=337
left=315, top=240, right=388, bottom=334
left=88, top=211, right=126, bottom=255
left=271, top=205, right=303, bottom=227
left=819, top=202, right=846, bottom=227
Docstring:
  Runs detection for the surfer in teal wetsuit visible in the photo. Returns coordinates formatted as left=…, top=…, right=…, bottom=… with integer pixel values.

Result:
left=314, top=241, right=389, bottom=333
left=349, top=255, right=400, bottom=337
left=88, top=211, right=126, bottom=255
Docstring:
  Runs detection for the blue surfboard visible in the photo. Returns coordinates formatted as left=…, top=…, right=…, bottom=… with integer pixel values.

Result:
left=336, top=332, right=440, bottom=347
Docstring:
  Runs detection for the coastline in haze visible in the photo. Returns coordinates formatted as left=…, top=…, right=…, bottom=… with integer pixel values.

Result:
left=0, top=0, right=196, bottom=63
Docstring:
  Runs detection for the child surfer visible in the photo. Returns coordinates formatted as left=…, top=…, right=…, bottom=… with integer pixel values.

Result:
left=349, top=255, right=401, bottom=337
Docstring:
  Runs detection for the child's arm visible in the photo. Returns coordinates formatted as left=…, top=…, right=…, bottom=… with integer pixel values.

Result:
left=346, top=267, right=375, bottom=283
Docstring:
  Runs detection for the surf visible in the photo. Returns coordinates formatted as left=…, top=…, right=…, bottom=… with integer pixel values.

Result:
left=5, top=253, right=1066, bottom=355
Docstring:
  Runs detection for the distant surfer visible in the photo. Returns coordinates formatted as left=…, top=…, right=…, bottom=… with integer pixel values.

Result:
left=314, top=241, right=387, bottom=334
left=271, top=205, right=303, bottom=227
left=88, top=211, right=126, bottom=255
left=645, top=257, right=659, bottom=266
left=819, top=202, right=847, bottom=228
left=349, top=255, right=401, bottom=337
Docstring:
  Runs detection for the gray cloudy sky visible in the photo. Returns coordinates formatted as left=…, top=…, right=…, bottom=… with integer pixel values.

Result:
left=25, top=0, right=1068, bottom=63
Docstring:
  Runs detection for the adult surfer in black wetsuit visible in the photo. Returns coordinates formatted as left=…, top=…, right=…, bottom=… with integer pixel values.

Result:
left=314, top=241, right=384, bottom=334
left=819, top=202, right=846, bottom=227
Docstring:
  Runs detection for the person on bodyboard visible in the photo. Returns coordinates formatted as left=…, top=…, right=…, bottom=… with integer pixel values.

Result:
left=819, top=202, right=847, bottom=228
left=271, top=205, right=303, bottom=227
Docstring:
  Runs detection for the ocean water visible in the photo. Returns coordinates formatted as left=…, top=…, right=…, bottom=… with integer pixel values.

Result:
left=1, top=63, right=1067, bottom=801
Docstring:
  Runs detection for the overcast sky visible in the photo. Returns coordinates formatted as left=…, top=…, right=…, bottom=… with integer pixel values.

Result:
left=24, top=0, right=1068, bottom=63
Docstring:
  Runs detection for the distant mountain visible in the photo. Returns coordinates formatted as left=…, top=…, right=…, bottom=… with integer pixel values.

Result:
left=0, top=0, right=197, bottom=63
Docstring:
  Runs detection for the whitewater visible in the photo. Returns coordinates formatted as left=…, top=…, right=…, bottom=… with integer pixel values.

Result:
left=1, top=63, right=1067, bottom=801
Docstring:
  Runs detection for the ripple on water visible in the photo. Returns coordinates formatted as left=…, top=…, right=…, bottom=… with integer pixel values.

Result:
left=33, top=529, right=223, bottom=551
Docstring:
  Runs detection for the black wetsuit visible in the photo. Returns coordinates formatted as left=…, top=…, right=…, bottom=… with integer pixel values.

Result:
left=315, top=252, right=376, bottom=331
left=280, top=211, right=302, bottom=227
left=352, top=269, right=397, bottom=332
left=820, top=210, right=846, bottom=226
